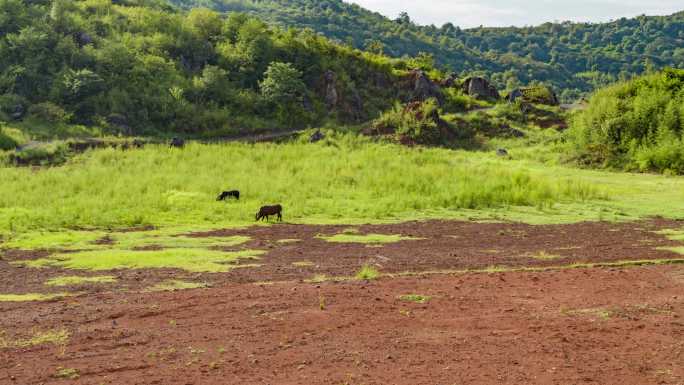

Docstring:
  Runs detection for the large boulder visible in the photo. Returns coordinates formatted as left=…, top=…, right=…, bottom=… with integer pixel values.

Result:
left=507, top=86, right=559, bottom=106
left=409, top=69, right=443, bottom=104
left=462, top=77, right=499, bottom=100
left=441, top=73, right=459, bottom=88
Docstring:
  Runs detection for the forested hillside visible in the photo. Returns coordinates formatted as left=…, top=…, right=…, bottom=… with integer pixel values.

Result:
left=170, top=0, right=684, bottom=100
left=0, top=0, right=428, bottom=137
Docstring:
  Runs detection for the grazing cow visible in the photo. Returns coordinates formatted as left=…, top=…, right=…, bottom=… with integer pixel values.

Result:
left=256, top=204, right=283, bottom=222
left=170, top=137, right=185, bottom=148
left=309, top=130, right=325, bottom=143
left=217, top=190, right=240, bottom=201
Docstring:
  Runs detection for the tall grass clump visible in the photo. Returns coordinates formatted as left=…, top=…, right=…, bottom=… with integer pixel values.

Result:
left=568, top=68, right=684, bottom=174
left=0, top=134, right=602, bottom=233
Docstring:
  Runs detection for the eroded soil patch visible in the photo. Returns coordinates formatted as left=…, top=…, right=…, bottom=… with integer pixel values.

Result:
left=1, top=219, right=682, bottom=296
left=0, top=265, right=682, bottom=384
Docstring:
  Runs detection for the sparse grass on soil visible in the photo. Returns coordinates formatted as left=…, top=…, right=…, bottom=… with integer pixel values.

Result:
left=318, top=233, right=422, bottom=244
left=292, top=261, right=315, bottom=267
left=529, top=251, right=562, bottom=260
left=0, top=329, right=69, bottom=349
left=146, top=280, right=208, bottom=292
left=15, top=248, right=265, bottom=273
left=0, top=293, right=72, bottom=302
left=45, top=275, right=117, bottom=287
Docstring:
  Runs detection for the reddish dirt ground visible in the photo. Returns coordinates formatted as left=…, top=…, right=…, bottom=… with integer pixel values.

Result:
left=1, top=219, right=684, bottom=384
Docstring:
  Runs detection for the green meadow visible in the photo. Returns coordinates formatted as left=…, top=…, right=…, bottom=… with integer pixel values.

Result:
left=1, top=134, right=684, bottom=240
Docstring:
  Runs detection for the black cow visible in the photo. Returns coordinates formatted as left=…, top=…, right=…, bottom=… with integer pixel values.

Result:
left=170, top=137, right=185, bottom=148
left=256, top=205, right=283, bottom=222
left=217, top=190, right=240, bottom=201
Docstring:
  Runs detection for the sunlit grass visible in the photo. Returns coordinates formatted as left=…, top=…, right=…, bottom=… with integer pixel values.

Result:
left=2, top=228, right=250, bottom=251
left=15, top=248, right=265, bottom=273
left=0, top=136, right=611, bottom=236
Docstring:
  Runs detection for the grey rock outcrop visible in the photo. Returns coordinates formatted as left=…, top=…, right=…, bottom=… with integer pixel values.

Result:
left=409, top=69, right=443, bottom=104
left=462, top=77, right=499, bottom=100
left=324, top=70, right=338, bottom=110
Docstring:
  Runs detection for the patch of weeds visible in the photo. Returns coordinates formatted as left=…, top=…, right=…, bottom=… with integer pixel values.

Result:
left=398, top=294, right=432, bottom=304
left=45, top=275, right=117, bottom=287
left=0, top=329, right=69, bottom=349
left=292, top=261, right=314, bottom=267
left=319, top=233, right=422, bottom=244
left=146, top=280, right=208, bottom=292
left=319, top=294, right=326, bottom=310
left=355, top=265, right=380, bottom=280
left=529, top=251, right=562, bottom=260
left=0, top=293, right=72, bottom=302
left=16, top=248, right=265, bottom=273
left=54, top=367, right=79, bottom=380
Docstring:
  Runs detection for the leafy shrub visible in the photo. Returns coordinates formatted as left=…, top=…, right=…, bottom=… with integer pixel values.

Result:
left=9, top=142, right=70, bottom=166
left=373, top=99, right=444, bottom=145
left=0, top=94, right=28, bottom=120
left=568, top=68, right=684, bottom=173
left=28, top=102, right=71, bottom=123
left=0, top=129, right=19, bottom=151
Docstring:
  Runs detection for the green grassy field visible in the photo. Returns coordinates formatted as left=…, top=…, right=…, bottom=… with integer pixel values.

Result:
left=0, top=134, right=683, bottom=241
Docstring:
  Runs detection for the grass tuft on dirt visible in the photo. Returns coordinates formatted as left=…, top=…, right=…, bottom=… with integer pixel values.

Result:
left=15, top=248, right=265, bottom=273
left=399, top=294, right=432, bottom=303
left=54, top=367, right=79, bottom=380
left=45, top=275, right=117, bottom=287
left=355, top=265, right=380, bottom=280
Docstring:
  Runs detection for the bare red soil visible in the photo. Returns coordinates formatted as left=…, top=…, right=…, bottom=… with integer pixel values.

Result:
left=1, top=219, right=683, bottom=384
